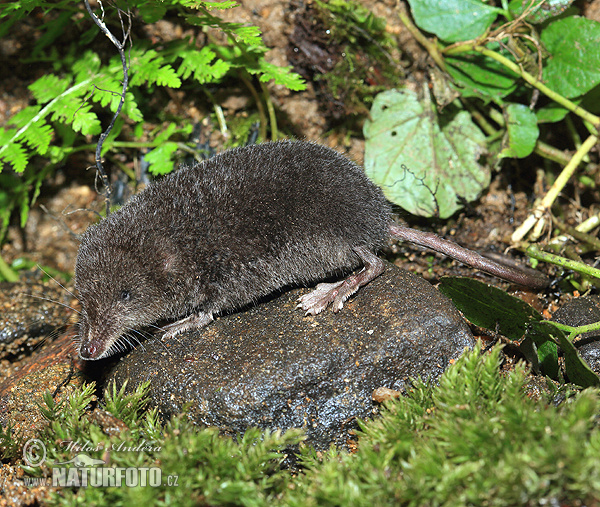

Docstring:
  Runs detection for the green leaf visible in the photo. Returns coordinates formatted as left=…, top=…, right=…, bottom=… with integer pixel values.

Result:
left=437, top=277, right=600, bottom=384
left=508, top=0, right=574, bottom=23
left=7, top=105, right=41, bottom=128
left=407, top=0, right=502, bottom=43
left=122, top=92, right=143, bottom=122
left=363, top=88, right=488, bottom=218
left=438, top=277, right=543, bottom=340
left=145, top=142, right=179, bottom=175
left=536, top=102, right=571, bottom=123
left=130, top=49, right=182, bottom=88
left=28, top=74, right=71, bottom=103
left=521, top=322, right=560, bottom=378
left=137, top=3, right=167, bottom=23
left=255, top=59, right=306, bottom=91
left=542, top=16, right=600, bottom=98
left=21, top=120, right=54, bottom=155
left=230, top=25, right=263, bottom=46
left=199, top=0, right=239, bottom=9
left=185, top=14, right=263, bottom=46
left=0, top=140, right=28, bottom=173
left=178, top=46, right=231, bottom=84
left=73, top=50, right=101, bottom=78
left=71, top=104, right=101, bottom=136
left=499, top=103, right=539, bottom=159
left=446, top=45, right=519, bottom=101
left=537, top=322, right=600, bottom=388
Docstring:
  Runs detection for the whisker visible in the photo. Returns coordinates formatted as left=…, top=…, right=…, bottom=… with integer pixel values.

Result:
left=128, top=325, right=173, bottom=355
left=36, top=265, right=79, bottom=301
left=18, top=293, right=81, bottom=315
left=120, top=334, right=137, bottom=351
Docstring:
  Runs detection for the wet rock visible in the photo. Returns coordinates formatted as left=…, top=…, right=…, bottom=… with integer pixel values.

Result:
left=105, top=263, right=474, bottom=450
left=0, top=281, right=75, bottom=359
left=0, top=282, right=87, bottom=437
left=553, top=295, right=600, bottom=374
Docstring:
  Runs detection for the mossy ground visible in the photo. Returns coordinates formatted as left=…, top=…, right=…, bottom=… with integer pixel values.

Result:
left=3, top=344, right=599, bottom=506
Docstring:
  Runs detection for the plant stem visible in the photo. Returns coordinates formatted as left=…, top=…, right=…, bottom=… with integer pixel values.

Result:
left=260, top=81, right=278, bottom=141
left=238, top=71, right=268, bottom=141
left=445, top=44, right=600, bottom=132
left=545, top=321, right=600, bottom=342
left=513, top=134, right=599, bottom=241
left=552, top=216, right=600, bottom=251
left=397, top=6, right=447, bottom=71
left=526, top=244, right=600, bottom=280
left=533, top=142, right=571, bottom=166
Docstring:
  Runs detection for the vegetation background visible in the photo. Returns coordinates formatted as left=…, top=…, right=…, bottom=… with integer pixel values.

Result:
left=1, top=0, right=600, bottom=504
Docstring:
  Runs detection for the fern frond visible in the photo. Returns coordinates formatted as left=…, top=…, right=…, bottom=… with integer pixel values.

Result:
left=185, top=13, right=263, bottom=46
left=28, top=74, right=71, bottom=103
left=123, top=92, right=143, bottom=122
left=230, top=25, right=263, bottom=46
left=73, top=105, right=102, bottom=136
left=7, top=105, right=42, bottom=128
left=144, top=142, right=179, bottom=175
left=0, top=133, right=28, bottom=173
left=50, top=96, right=101, bottom=136
left=178, top=46, right=231, bottom=84
left=195, top=1, right=239, bottom=9
left=8, top=107, right=54, bottom=154
left=21, top=120, right=54, bottom=155
left=73, top=50, right=102, bottom=77
left=254, top=59, right=307, bottom=91
left=130, top=49, right=182, bottom=88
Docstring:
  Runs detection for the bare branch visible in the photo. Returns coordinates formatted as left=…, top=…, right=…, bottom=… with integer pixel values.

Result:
left=84, top=0, right=132, bottom=217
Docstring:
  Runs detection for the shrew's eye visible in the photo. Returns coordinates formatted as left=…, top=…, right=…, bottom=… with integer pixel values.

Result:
left=119, top=290, right=131, bottom=301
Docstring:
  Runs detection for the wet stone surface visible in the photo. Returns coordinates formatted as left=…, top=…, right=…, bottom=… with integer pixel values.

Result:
left=105, top=263, right=474, bottom=451
left=0, top=281, right=74, bottom=358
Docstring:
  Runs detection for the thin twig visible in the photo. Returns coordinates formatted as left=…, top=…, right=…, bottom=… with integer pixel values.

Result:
left=84, top=0, right=132, bottom=217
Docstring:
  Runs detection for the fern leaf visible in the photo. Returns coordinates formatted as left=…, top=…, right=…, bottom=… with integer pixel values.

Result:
left=0, top=140, right=28, bottom=173
left=138, top=3, right=167, bottom=23
left=72, top=105, right=102, bottom=136
left=186, top=14, right=263, bottom=46
left=255, top=59, right=306, bottom=91
left=49, top=96, right=100, bottom=136
left=130, top=49, right=181, bottom=88
left=232, top=25, right=263, bottom=46
left=123, top=92, right=143, bottom=122
left=73, top=50, right=102, bottom=77
left=7, top=105, right=41, bottom=128
left=178, top=47, right=231, bottom=84
left=28, top=74, right=71, bottom=104
left=92, top=75, right=125, bottom=109
left=154, top=123, right=178, bottom=144
left=21, top=120, right=54, bottom=155
left=144, top=142, right=179, bottom=175
left=195, top=1, right=239, bottom=9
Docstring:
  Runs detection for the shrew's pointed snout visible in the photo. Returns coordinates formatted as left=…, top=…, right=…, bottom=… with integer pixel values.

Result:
left=79, top=340, right=102, bottom=360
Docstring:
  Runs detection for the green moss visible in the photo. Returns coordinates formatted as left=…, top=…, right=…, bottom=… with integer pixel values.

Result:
left=288, top=345, right=600, bottom=506
left=17, top=345, right=600, bottom=505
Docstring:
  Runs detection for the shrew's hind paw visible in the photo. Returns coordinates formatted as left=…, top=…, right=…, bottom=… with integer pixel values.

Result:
left=296, top=246, right=385, bottom=316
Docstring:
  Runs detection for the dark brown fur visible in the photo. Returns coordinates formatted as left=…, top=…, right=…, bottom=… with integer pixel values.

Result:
left=75, top=140, right=390, bottom=359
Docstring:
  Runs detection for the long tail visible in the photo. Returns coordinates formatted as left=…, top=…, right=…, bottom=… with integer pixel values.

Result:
left=389, top=224, right=549, bottom=289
